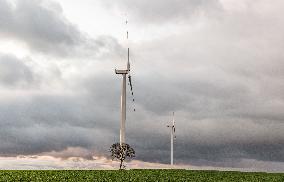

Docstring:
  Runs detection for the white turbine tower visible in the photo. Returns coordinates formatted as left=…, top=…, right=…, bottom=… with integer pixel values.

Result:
left=115, top=18, right=135, bottom=145
left=167, top=112, right=176, bottom=166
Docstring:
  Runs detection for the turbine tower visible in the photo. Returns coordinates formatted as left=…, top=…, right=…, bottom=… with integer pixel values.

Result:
left=115, top=18, right=135, bottom=145
left=167, top=112, right=176, bottom=166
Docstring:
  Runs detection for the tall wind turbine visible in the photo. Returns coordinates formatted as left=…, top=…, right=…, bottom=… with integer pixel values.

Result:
left=115, top=18, right=135, bottom=145
left=167, top=112, right=176, bottom=166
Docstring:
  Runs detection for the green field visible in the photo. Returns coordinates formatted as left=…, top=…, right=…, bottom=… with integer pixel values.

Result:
left=0, top=170, right=283, bottom=182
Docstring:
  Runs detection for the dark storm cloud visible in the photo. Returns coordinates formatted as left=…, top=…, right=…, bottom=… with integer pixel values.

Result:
left=125, top=116, right=284, bottom=165
left=0, top=66, right=125, bottom=157
left=102, top=0, right=222, bottom=23
left=0, top=62, right=123, bottom=158
left=0, top=0, right=121, bottom=57
left=0, top=92, right=119, bottom=157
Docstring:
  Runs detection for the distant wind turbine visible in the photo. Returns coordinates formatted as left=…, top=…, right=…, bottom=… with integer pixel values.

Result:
left=167, top=112, right=176, bottom=166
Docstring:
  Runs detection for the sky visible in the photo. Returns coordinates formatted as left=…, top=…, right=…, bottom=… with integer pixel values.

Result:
left=0, top=0, right=284, bottom=171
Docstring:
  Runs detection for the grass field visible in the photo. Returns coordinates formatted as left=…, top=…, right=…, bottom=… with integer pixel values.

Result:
left=0, top=169, right=283, bottom=182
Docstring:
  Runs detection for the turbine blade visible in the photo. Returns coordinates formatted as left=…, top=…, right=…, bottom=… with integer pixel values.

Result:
left=128, top=75, right=133, bottom=91
left=128, top=74, right=136, bottom=111
left=172, top=112, right=175, bottom=129
left=127, top=48, right=130, bottom=71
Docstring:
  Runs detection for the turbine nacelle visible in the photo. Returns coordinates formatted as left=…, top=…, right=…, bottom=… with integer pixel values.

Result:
left=167, top=112, right=176, bottom=140
left=115, top=69, right=129, bottom=74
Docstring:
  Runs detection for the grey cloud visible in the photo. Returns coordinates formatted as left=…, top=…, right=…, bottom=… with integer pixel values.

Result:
left=0, top=0, right=122, bottom=58
left=0, top=92, right=117, bottom=156
left=0, top=54, right=34, bottom=88
left=0, top=62, right=284, bottom=169
left=102, top=0, right=222, bottom=24
left=0, top=53, right=67, bottom=90
left=0, top=68, right=122, bottom=158
left=126, top=117, right=284, bottom=165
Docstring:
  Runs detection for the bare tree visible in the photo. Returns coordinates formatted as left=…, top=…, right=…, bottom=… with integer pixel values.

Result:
left=110, top=143, right=135, bottom=169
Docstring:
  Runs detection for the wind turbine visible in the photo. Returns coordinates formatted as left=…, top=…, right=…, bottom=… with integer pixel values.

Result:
left=167, top=112, right=176, bottom=166
left=115, top=18, right=135, bottom=145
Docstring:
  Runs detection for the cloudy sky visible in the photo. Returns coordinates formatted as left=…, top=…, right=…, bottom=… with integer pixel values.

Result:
left=0, top=0, right=284, bottom=171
